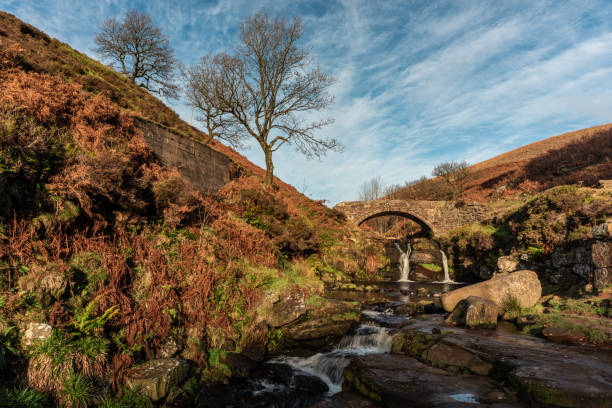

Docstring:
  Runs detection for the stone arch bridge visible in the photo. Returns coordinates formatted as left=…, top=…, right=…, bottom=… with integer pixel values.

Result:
left=333, top=200, right=488, bottom=235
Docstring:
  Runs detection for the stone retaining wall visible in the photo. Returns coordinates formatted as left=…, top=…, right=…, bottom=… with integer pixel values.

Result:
left=134, top=117, right=231, bottom=192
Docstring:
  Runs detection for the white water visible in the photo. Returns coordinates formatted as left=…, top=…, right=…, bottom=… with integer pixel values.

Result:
left=394, top=242, right=412, bottom=281
left=440, top=249, right=452, bottom=283
left=272, top=324, right=392, bottom=395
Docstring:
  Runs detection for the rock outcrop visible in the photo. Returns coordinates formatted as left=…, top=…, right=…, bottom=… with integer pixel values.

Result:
left=592, top=223, right=611, bottom=288
left=21, top=322, right=52, bottom=348
left=126, top=358, right=190, bottom=401
left=444, top=296, right=499, bottom=329
left=343, top=354, right=512, bottom=407
left=441, top=270, right=541, bottom=312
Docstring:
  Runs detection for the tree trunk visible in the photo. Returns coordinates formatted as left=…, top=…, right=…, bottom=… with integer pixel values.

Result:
left=264, top=148, right=274, bottom=185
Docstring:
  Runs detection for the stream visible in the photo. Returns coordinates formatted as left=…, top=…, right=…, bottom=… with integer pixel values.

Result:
left=196, top=281, right=454, bottom=407
left=197, top=281, right=612, bottom=408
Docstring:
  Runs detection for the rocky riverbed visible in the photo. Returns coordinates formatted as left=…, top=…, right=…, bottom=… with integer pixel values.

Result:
left=194, top=281, right=612, bottom=408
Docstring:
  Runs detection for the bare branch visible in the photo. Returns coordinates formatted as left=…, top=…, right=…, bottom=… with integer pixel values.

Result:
left=183, top=11, right=339, bottom=184
left=94, top=10, right=178, bottom=99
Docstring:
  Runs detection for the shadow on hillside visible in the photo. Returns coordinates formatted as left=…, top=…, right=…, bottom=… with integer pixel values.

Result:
left=523, top=127, right=612, bottom=188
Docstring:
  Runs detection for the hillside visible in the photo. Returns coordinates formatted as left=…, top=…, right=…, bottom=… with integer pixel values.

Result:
left=0, top=10, right=294, bottom=191
left=390, top=123, right=612, bottom=202
left=0, top=11, right=389, bottom=407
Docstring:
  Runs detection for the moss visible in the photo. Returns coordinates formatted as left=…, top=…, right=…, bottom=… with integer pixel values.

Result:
left=331, top=311, right=359, bottom=321
left=510, top=375, right=583, bottom=408
left=417, top=263, right=442, bottom=272
left=57, top=200, right=79, bottom=222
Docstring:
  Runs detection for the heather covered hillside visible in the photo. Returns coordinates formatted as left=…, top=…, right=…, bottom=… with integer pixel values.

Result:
left=388, top=124, right=612, bottom=202
left=0, top=14, right=388, bottom=407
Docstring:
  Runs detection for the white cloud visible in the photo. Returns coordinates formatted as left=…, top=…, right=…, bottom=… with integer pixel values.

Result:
left=3, top=0, right=612, bottom=205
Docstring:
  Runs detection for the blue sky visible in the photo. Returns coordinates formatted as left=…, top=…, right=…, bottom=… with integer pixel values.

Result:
left=2, top=0, right=612, bottom=204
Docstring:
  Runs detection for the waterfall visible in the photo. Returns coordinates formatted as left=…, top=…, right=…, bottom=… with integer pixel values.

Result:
left=440, top=249, right=452, bottom=282
left=394, top=241, right=411, bottom=281
left=273, top=324, right=392, bottom=395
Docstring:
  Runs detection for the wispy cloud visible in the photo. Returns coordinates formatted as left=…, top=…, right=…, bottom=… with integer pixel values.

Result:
left=3, top=0, right=612, bottom=204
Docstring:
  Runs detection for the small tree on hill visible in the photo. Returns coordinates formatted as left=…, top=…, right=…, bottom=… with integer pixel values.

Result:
left=94, top=10, right=178, bottom=98
left=432, top=160, right=471, bottom=199
left=183, top=12, right=339, bottom=185
left=358, top=176, right=384, bottom=201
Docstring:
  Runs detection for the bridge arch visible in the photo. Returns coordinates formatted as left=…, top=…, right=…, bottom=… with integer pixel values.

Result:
left=356, top=210, right=434, bottom=235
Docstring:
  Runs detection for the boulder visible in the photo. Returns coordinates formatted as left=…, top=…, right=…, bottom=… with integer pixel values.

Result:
left=270, top=299, right=360, bottom=354
left=267, top=291, right=306, bottom=327
left=343, top=354, right=510, bottom=407
left=594, top=267, right=611, bottom=289
left=575, top=247, right=591, bottom=264
left=416, top=287, right=429, bottom=297
left=157, top=338, right=180, bottom=359
left=572, top=263, right=592, bottom=279
left=497, top=256, right=518, bottom=273
left=21, top=322, right=52, bottom=348
left=551, top=250, right=572, bottom=268
left=593, top=220, right=612, bottom=239
left=426, top=343, right=492, bottom=375
left=441, top=270, right=541, bottom=312
left=126, top=358, right=190, bottom=401
left=478, top=265, right=491, bottom=280
left=592, top=241, right=612, bottom=269
left=444, top=296, right=498, bottom=329
left=542, top=326, right=585, bottom=344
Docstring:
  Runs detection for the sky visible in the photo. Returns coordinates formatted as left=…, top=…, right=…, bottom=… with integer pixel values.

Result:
left=2, top=0, right=612, bottom=205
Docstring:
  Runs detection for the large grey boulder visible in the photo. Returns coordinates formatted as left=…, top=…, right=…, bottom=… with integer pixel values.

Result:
left=441, top=270, right=541, bottom=312
left=126, top=358, right=189, bottom=401
left=444, top=296, right=498, bottom=329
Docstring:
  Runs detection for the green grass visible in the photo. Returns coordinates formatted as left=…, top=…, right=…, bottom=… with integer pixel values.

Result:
left=417, top=263, right=442, bottom=273
left=0, top=386, right=50, bottom=408
left=33, top=329, right=109, bottom=369
left=62, top=373, right=93, bottom=408
left=98, top=387, right=153, bottom=408
left=502, top=295, right=522, bottom=320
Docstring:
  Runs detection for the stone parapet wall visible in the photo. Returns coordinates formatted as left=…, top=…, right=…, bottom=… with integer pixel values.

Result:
left=134, top=117, right=231, bottom=193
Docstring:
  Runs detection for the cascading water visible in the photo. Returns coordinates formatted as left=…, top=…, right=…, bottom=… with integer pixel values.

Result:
left=272, top=324, right=392, bottom=395
left=394, top=241, right=411, bottom=281
left=440, top=249, right=452, bottom=282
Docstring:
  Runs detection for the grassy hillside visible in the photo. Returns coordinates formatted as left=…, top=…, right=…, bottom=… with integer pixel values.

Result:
left=389, top=123, right=612, bottom=202
left=0, top=12, right=390, bottom=407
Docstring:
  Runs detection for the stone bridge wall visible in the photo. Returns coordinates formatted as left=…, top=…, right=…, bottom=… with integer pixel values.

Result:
left=134, top=117, right=232, bottom=193
left=333, top=199, right=487, bottom=234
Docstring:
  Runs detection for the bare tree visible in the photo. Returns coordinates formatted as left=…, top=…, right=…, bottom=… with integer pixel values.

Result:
left=183, top=12, right=339, bottom=185
left=432, top=160, right=471, bottom=199
left=94, top=10, right=178, bottom=98
left=358, top=176, right=384, bottom=201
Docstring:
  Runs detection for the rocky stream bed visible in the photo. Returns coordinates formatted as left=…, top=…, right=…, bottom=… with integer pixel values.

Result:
left=194, top=281, right=612, bottom=408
